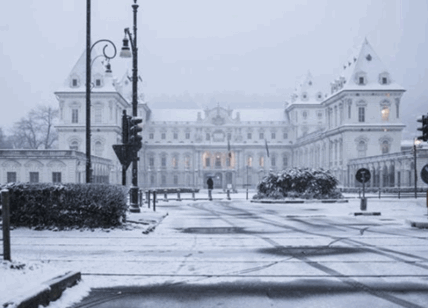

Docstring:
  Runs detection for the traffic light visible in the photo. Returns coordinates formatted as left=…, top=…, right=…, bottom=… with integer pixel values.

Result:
left=122, top=111, right=131, bottom=145
left=417, top=115, right=428, bottom=142
left=129, top=116, right=143, bottom=149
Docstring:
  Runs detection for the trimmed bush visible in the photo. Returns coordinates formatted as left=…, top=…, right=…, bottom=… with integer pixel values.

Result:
left=0, top=183, right=127, bottom=229
left=254, top=167, right=343, bottom=200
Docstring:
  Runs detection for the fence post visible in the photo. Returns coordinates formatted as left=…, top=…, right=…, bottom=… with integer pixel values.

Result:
left=227, top=189, right=231, bottom=200
left=153, top=191, right=156, bottom=212
left=192, top=190, right=196, bottom=201
left=2, top=189, right=11, bottom=261
left=177, top=189, right=182, bottom=201
left=164, top=191, right=168, bottom=202
left=147, top=190, right=151, bottom=209
left=379, top=188, right=381, bottom=199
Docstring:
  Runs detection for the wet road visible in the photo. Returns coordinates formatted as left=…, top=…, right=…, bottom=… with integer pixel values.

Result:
left=15, top=198, right=428, bottom=307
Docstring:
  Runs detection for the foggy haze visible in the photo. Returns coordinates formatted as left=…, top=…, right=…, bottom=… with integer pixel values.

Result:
left=0, top=0, right=427, bottom=139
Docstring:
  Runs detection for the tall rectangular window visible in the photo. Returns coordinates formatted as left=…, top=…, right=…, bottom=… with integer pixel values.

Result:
left=30, top=172, right=39, bottom=183
left=358, top=107, right=365, bottom=122
left=348, top=104, right=351, bottom=119
left=161, top=157, right=166, bottom=167
left=7, top=172, right=16, bottom=183
left=271, top=156, right=276, bottom=167
left=161, top=175, right=166, bottom=186
left=259, top=132, right=264, bottom=139
left=72, top=109, right=78, bottom=123
left=161, top=133, right=166, bottom=140
left=149, top=157, right=154, bottom=167
left=271, top=132, right=276, bottom=139
left=149, top=133, right=154, bottom=139
left=173, top=175, right=178, bottom=185
left=185, top=132, right=190, bottom=139
left=206, top=133, right=210, bottom=141
left=52, top=172, right=61, bottom=183
left=173, top=132, right=178, bottom=139
left=283, top=132, right=288, bottom=139
left=247, top=133, right=252, bottom=139
left=205, top=157, right=211, bottom=167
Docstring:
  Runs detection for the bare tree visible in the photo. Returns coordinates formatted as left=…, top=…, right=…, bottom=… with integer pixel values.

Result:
left=0, top=127, right=13, bottom=149
left=10, top=105, right=59, bottom=149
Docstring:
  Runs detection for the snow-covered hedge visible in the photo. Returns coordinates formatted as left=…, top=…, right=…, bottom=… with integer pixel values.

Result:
left=1, top=183, right=127, bottom=229
left=253, top=168, right=343, bottom=200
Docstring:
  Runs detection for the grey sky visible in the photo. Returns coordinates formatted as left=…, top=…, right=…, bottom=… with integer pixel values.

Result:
left=1, top=0, right=427, bottom=138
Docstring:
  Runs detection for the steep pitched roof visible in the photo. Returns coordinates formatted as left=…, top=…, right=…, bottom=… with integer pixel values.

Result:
left=288, top=71, right=325, bottom=106
left=332, top=38, right=404, bottom=93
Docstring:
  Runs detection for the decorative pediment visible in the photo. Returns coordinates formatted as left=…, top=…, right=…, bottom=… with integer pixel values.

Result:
left=203, top=105, right=235, bottom=126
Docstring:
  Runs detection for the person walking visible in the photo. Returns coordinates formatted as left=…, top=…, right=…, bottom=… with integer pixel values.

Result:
left=207, top=177, right=214, bottom=201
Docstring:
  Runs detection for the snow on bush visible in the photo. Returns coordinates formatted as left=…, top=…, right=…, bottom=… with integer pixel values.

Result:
left=253, top=167, right=343, bottom=200
left=0, top=183, right=128, bottom=229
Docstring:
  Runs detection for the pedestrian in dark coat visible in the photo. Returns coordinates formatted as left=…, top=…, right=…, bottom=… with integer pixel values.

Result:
left=207, top=177, right=214, bottom=200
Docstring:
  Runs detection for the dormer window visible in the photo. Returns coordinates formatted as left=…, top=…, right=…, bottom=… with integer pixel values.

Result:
left=71, top=77, right=79, bottom=88
left=72, top=79, right=78, bottom=87
left=379, top=72, right=390, bottom=85
left=359, top=77, right=365, bottom=85
left=302, top=111, right=308, bottom=120
left=95, top=79, right=101, bottom=87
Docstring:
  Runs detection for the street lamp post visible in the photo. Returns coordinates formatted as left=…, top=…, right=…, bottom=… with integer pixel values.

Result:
left=120, top=0, right=141, bottom=212
left=86, top=0, right=117, bottom=183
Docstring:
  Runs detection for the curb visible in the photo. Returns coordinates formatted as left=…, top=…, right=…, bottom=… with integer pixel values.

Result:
left=251, top=199, right=349, bottom=204
left=406, top=219, right=428, bottom=229
left=3, top=271, right=81, bottom=308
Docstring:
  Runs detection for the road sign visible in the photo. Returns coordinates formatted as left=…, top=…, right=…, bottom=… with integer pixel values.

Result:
left=112, top=144, right=132, bottom=170
left=421, top=164, right=428, bottom=184
left=356, top=168, right=371, bottom=183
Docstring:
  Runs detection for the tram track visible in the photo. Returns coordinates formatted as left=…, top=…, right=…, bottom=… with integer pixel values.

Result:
left=184, top=201, right=428, bottom=308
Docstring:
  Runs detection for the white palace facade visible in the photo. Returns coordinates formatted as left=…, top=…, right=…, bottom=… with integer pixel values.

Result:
left=3, top=38, right=421, bottom=189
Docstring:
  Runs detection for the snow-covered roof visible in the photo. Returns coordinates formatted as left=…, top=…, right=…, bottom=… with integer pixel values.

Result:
left=288, top=71, right=325, bottom=106
left=233, top=109, right=285, bottom=122
left=149, top=108, right=286, bottom=123
left=330, top=38, right=404, bottom=94
left=150, top=109, right=200, bottom=122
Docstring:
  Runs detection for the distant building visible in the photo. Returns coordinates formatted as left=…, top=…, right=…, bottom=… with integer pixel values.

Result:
left=46, top=38, right=426, bottom=189
left=0, top=150, right=111, bottom=184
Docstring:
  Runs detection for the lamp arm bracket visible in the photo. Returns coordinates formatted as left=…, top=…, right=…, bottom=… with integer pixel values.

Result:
left=90, top=39, right=118, bottom=61
left=124, top=28, right=136, bottom=50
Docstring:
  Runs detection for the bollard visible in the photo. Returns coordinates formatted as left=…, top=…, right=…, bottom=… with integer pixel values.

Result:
left=177, top=189, right=182, bottom=201
left=1, top=189, right=11, bottom=261
left=246, top=188, right=248, bottom=200
left=164, top=192, right=168, bottom=202
left=227, top=189, right=231, bottom=200
left=153, top=191, right=156, bottom=212
left=378, top=189, right=381, bottom=199
left=192, top=190, right=196, bottom=201
left=360, top=197, right=367, bottom=211
left=147, top=190, right=151, bottom=209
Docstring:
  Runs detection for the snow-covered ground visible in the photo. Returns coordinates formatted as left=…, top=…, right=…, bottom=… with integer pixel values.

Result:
left=1, top=190, right=427, bottom=307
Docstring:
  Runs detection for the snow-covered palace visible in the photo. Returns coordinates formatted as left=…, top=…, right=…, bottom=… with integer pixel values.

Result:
left=13, top=38, right=423, bottom=189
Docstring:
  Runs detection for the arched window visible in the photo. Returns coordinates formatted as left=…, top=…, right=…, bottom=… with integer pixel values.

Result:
left=357, top=140, right=366, bottom=158
left=283, top=156, right=288, bottom=167
left=70, top=141, right=79, bottom=151
left=381, top=140, right=390, bottom=154
left=215, top=154, right=221, bottom=168
left=247, top=156, right=253, bottom=167
left=381, top=106, right=389, bottom=121
left=94, top=141, right=103, bottom=156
